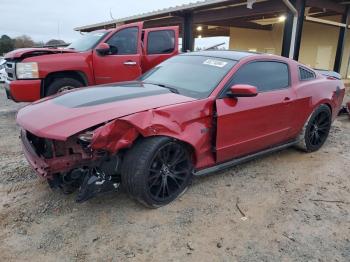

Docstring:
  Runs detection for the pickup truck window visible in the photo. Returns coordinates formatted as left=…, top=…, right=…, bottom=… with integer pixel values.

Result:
left=147, top=30, right=175, bottom=54
left=141, top=55, right=236, bottom=99
left=67, top=32, right=108, bottom=52
left=107, top=27, right=138, bottom=55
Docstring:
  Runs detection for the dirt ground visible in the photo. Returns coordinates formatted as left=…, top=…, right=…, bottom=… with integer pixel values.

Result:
left=0, top=86, right=349, bottom=262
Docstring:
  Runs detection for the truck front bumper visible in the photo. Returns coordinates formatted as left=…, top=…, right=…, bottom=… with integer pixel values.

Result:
left=5, top=79, right=41, bottom=102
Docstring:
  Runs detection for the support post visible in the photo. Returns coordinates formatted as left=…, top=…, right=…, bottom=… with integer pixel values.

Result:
left=182, top=12, right=194, bottom=52
left=281, top=0, right=298, bottom=59
left=293, top=0, right=305, bottom=60
left=281, top=11, right=294, bottom=58
left=334, top=6, right=349, bottom=73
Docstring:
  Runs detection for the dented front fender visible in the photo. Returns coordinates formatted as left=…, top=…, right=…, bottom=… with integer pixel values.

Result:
left=91, top=120, right=139, bottom=153
left=90, top=99, right=216, bottom=169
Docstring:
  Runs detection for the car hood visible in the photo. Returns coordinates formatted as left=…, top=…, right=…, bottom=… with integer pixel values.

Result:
left=17, top=82, right=195, bottom=140
left=5, top=48, right=76, bottom=60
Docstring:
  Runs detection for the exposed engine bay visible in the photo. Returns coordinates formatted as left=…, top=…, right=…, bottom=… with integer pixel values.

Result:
left=23, top=130, right=122, bottom=202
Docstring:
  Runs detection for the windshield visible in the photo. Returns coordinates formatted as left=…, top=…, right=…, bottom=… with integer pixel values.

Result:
left=67, top=31, right=108, bottom=52
left=140, top=55, right=237, bottom=99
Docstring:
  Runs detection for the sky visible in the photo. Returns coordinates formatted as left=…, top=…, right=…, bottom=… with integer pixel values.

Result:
left=0, top=0, right=229, bottom=48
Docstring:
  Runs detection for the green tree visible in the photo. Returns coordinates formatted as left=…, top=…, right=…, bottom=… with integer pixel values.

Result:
left=14, top=35, right=35, bottom=49
left=0, top=35, right=15, bottom=55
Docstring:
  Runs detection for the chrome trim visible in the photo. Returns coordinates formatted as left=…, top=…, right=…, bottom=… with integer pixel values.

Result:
left=123, top=61, right=137, bottom=66
left=5, top=62, right=16, bottom=81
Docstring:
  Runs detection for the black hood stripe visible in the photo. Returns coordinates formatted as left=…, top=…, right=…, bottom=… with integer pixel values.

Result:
left=53, top=83, right=170, bottom=108
left=72, top=89, right=169, bottom=108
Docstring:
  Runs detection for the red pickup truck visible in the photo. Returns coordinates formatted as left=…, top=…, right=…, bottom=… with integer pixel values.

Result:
left=4, top=22, right=179, bottom=102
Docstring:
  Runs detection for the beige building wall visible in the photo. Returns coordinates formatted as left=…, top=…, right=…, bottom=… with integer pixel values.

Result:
left=340, top=32, right=350, bottom=79
left=228, top=19, right=350, bottom=79
left=229, top=23, right=284, bottom=55
left=298, top=21, right=340, bottom=71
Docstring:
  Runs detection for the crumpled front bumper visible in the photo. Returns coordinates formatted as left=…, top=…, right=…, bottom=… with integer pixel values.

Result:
left=20, top=129, right=50, bottom=177
left=20, top=129, right=94, bottom=179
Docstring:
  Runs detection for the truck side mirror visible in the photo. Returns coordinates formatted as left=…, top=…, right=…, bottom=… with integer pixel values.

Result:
left=227, top=84, right=258, bottom=98
left=96, top=43, right=111, bottom=56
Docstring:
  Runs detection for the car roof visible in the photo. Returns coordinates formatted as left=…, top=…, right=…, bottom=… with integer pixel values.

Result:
left=180, top=50, right=260, bottom=61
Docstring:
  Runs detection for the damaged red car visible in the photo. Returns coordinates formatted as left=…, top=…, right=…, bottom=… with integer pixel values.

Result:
left=17, top=51, right=345, bottom=207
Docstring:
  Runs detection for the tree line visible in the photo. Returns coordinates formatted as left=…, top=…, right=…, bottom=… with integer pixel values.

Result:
left=0, top=35, right=67, bottom=56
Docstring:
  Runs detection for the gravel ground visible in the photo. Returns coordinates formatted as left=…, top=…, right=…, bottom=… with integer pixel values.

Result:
left=0, top=85, right=349, bottom=262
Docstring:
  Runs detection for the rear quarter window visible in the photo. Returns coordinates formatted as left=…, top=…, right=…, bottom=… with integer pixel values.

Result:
left=299, top=66, right=316, bottom=81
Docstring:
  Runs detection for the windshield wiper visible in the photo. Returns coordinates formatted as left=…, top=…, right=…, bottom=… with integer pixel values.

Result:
left=144, top=81, right=179, bottom=94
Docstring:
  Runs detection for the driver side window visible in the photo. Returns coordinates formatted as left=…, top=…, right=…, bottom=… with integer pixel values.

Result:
left=107, top=27, right=138, bottom=55
left=225, top=61, right=290, bottom=94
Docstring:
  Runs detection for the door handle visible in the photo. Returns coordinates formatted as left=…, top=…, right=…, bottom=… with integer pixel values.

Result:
left=124, top=61, right=137, bottom=66
left=283, top=97, right=292, bottom=104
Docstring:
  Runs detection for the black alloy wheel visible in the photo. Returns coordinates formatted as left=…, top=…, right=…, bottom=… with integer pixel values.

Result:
left=122, top=137, right=193, bottom=208
left=147, top=142, right=191, bottom=202
left=307, top=111, right=331, bottom=147
left=299, top=104, right=332, bottom=152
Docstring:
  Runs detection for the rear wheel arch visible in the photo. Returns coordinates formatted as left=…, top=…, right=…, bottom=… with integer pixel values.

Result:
left=324, top=102, right=333, bottom=115
left=312, top=98, right=333, bottom=116
left=296, top=103, right=332, bottom=152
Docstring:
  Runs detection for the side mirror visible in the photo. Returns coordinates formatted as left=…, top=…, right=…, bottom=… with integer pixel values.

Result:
left=227, top=84, right=258, bottom=98
left=96, top=43, right=110, bottom=56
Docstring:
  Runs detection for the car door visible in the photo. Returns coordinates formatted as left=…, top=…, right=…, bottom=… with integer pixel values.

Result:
left=92, top=23, right=143, bottom=84
left=215, top=60, right=296, bottom=163
left=142, top=26, right=179, bottom=73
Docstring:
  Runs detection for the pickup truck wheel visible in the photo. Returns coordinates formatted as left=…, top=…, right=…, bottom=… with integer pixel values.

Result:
left=297, top=105, right=332, bottom=152
left=46, top=78, right=83, bottom=96
left=121, top=137, right=193, bottom=208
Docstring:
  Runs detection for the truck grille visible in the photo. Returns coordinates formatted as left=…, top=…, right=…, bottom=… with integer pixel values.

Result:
left=5, top=62, right=16, bottom=81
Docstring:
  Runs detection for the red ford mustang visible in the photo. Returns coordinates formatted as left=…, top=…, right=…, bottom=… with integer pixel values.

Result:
left=16, top=51, right=345, bottom=207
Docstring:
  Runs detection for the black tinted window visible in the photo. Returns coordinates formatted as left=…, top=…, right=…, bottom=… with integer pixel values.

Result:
left=107, top=27, right=138, bottom=55
left=228, top=61, right=290, bottom=92
left=147, top=30, right=175, bottom=54
left=299, top=67, right=316, bottom=80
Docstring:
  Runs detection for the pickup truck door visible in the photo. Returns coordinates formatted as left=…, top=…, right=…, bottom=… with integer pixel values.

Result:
left=142, top=26, right=179, bottom=73
left=92, top=23, right=143, bottom=84
left=215, top=60, right=296, bottom=163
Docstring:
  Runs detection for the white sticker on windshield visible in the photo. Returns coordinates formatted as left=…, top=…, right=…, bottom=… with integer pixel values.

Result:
left=203, top=59, right=228, bottom=68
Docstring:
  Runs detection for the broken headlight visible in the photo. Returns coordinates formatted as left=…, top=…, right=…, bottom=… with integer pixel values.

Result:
left=78, top=131, right=94, bottom=148
left=78, top=131, right=94, bottom=143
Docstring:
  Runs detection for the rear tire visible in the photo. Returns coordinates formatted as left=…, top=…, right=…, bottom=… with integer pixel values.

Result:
left=121, top=136, right=193, bottom=208
left=45, top=78, right=83, bottom=96
left=296, top=104, right=332, bottom=152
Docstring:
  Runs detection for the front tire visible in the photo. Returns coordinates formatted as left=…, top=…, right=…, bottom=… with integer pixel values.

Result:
left=121, top=137, right=193, bottom=208
left=46, top=78, right=83, bottom=96
left=296, top=104, right=332, bottom=152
